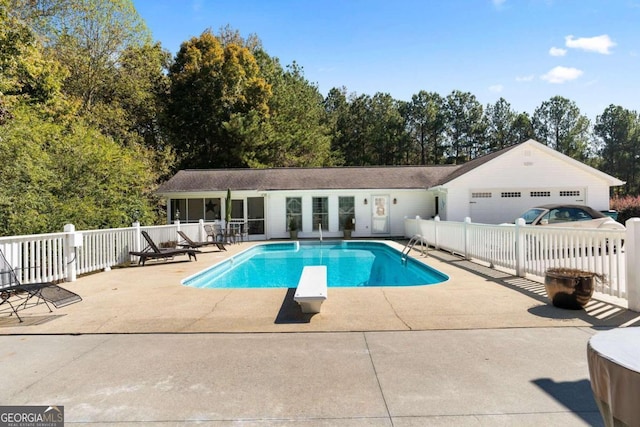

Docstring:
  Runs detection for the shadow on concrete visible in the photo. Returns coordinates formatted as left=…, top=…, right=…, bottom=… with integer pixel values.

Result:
left=428, top=250, right=640, bottom=328
left=274, top=288, right=315, bottom=324
left=532, top=378, right=604, bottom=427
left=0, top=314, right=64, bottom=328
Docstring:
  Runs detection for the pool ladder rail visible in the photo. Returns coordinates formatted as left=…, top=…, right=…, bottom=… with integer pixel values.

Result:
left=401, top=234, right=427, bottom=263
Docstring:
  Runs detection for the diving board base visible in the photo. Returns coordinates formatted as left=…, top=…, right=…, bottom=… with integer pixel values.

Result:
left=294, top=266, right=327, bottom=314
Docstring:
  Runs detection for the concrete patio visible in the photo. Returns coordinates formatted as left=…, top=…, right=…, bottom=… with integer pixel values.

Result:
left=1, top=241, right=639, bottom=425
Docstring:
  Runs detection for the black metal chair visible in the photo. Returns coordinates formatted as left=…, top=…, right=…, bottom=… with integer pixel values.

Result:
left=0, top=249, right=82, bottom=322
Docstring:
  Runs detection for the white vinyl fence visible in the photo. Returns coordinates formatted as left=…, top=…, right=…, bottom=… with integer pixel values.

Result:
left=0, top=220, right=211, bottom=286
left=405, top=216, right=640, bottom=311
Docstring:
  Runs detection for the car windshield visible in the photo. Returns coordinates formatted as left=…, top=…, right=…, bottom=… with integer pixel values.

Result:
left=520, top=208, right=545, bottom=224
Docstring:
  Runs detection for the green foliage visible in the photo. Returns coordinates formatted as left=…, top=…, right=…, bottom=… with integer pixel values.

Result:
left=595, top=105, right=640, bottom=196
left=253, top=61, right=333, bottom=167
left=166, top=29, right=272, bottom=168
left=0, top=1, right=66, bottom=106
left=532, top=96, right=591, bottom=161
left=445, top=90, right=486, bottom=163
left=404, top=91, right=447, bottom=165
left=0, top=104, right=161, bottom=235
left=45, top=0, right=152, bottom=110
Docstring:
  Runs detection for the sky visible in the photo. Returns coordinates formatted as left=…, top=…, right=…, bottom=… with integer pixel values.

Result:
left=133, top=0, right=639, bottom=122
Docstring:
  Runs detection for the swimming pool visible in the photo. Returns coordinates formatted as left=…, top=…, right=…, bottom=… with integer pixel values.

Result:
left=182, top=241, right=449, bottom=289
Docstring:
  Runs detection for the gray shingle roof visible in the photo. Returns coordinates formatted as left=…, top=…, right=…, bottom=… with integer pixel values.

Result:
left=156, top=165, right=460, bottom=193
left=156, top=143, right=527, bottom=194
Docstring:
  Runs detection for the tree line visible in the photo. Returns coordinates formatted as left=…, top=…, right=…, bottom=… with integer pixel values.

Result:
left=1, top=0, right=639, bottom=236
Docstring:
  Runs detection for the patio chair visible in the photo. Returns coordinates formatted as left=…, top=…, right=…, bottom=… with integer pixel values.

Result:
left=0, top=249, right=82, bottom=322
left=204, top=224, right=225, bottom=243
left=129, top=231, right=199, bottom=266
left=177, top=230, right=226, bottom=251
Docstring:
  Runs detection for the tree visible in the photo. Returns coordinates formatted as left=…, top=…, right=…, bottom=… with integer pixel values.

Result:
left=45, top=0, right=152, bottom=111
left=0, top=0, right=65, bottom=108
left=253, top=62, right=332, bottom=167
left=0, top=104, right=161, bottom=235
left=484, top=97, right=519, bottom=151
left=324, top=86, right=349, bottom=165
left=165, top=29, right=272, bottom=168
left=405, top=91, right=447, bottom=164
left=532, top=96, right=591, bottom=160
left=445, top=90, right=485, bottom=163
left=511, top=112, right=535, bottom=145
left=368, top=92, right=407, bottom=165
left=594, top=105, right=640, bottom=195
left=342, top=94, right=373, bottom=166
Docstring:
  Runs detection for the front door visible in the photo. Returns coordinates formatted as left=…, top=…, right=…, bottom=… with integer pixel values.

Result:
left=371, top=195, right=389, bottom=234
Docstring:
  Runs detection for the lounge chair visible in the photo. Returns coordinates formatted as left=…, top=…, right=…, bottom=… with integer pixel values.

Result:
left=129, top=231, right=199, bottom=266
left=177, top=231, right=226, bottom=251
left=0, top=249, right=82, bottom=322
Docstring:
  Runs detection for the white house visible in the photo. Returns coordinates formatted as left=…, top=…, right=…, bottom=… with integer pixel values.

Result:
left=156, top=139, right=624, bottom=240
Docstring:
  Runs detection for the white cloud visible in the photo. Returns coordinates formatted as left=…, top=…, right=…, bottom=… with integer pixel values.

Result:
left=515, top=75, right=535, bottom=82
left=549, top=47, right=567, bottom=57
left=565, top=35, right=616, bottom=54
left=489, top=84, right=504, bottom=93
left=541, top=66, right=583, bottom=84
left=492, top=0, right=507, bottom=8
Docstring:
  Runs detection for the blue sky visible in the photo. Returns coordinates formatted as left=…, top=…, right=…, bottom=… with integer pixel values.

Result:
left=133, top=0, right=639, bottom=121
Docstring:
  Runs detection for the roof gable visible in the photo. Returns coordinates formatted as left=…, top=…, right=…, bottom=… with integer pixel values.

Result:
left=438, top=139, right=624, bottom=187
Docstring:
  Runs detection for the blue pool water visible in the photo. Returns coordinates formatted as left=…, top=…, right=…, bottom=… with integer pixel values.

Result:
left=182, top=241, right=449, bottom=289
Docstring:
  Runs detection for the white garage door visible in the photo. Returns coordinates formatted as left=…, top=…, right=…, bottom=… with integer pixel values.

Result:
left=469, top=188, right=586, bottom=224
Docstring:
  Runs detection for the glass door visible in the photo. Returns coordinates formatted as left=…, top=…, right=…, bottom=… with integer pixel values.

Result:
left=247, top=197, right=265, bottom=236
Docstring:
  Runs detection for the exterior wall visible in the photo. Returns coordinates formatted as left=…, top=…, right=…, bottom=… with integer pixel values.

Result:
left=266, top=189, right=430, bottom=239
left=441, top=142, right=617, bottom=223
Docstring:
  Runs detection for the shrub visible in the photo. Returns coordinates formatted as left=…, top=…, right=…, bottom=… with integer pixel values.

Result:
left=610, top=195, right=640, bottom=225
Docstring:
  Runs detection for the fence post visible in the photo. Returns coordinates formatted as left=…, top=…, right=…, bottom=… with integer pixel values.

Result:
left=64, top=223, right=77, bottom=282
left=515, top=218, right=526, bottom=277
left=434, top=216, right=440, bottom=249
left=132, top=221, right=141, bottom=253
left=199, top=219, right=206, bottom=242
left=464, top=217, right=471, bottom=260
left=625, top=218, right=640, bottom=311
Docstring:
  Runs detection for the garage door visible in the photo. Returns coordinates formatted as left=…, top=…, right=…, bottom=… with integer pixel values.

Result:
left=469, top=188, right=586, bottom=224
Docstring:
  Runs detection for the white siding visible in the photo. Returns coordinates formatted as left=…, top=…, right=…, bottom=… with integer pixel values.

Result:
left=266, top=189, right=429, bottom=238
left=442, top=142, right=618, bottom=223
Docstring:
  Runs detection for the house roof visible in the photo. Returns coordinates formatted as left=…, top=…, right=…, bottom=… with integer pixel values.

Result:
left=156, top=165, right=459, bottom=193
left=156, top=139, right=623, bottom=194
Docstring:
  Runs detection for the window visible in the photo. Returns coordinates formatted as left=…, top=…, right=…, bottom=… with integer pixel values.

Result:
left=230, top=199, right=244, bottom=222
left=560, top=190, right=580, bottom=197
left=187, top=199, right=204, bottom=222
left=312, top=197, right=328, bottom=231
left=204, top=198, right=221, bottom=221
left=338, top=197, right=355, bottom=231
left=286, top=197, right=302, bottom=231
left=171, top=199, right=186, bottom=221
left=471, top=192, right=492, bottom=198
left=501, top=192, right=521, bottom=198
left=530, top=191, right=550, bottom=197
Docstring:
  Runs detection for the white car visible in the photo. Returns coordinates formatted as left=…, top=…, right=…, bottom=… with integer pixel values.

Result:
left=518, top=204, right=625, bottom=230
